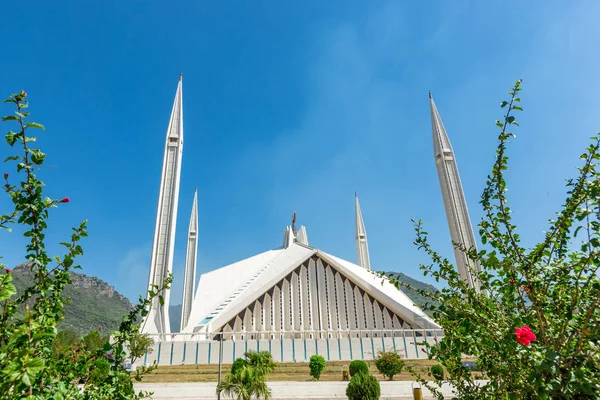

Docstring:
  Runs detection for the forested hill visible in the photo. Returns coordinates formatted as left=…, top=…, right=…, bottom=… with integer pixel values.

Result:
left=384, top=271, right=441, bottom=311
left=11, top=263, right=134, bottom=335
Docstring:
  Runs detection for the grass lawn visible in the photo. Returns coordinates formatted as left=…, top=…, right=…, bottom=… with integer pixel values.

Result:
left=139, top=360, right=439, bottom=383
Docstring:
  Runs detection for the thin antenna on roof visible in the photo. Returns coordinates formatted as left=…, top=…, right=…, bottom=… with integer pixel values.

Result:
left=292, top=211, right=297, bottom=235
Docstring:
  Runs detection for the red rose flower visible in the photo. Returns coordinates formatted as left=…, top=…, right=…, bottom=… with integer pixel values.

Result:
left=509, top=279, right=514, bottom=285
left=59, top=197, right=70, bottom=203
left=515, top=325, right=536, bottom=346
left=5, top=269, right=10, bottom=274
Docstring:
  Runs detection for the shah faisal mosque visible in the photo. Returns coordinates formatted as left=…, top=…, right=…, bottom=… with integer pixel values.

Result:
left=139, top=74, right=481, bottom=365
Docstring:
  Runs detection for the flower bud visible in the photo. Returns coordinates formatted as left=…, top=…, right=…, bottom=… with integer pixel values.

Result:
left=59, top=197, right=70, bottom=203
left=3, top=173, right=7, bottom=180
left=20, top=90, right=27, bottom=97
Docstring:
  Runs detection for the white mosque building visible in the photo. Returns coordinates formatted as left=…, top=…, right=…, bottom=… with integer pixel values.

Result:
left=139, top=75, right=479, bottom=365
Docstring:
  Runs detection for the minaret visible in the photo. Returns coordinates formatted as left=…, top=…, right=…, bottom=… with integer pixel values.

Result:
left=180, top=188, right=198, bottom=331
left=355, top=193, right=371, bottom=270
left=142, top=74, right=184, bottom=334
left=429, top=92, right=481, bottom=290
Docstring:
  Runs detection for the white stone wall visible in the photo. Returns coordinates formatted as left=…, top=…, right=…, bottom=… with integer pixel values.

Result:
left=142, top=329, right=443, bottom=366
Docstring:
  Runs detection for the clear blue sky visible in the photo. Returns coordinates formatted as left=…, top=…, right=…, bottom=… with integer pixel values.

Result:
left=1, top=1, right=599, bottom=303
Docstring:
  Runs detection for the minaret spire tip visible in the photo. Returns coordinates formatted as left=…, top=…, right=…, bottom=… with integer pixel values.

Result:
left=179, top=72, right=183, bottom=81
left=428, top=90, right=432, bottom=99
left=354, top=194, right=371, bottom=270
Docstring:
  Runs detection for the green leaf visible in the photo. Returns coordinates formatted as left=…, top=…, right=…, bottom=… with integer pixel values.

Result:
left=0, top=282, right=16, bottom=301
left=500, top=101, right=508, bottom=108
left=4, top=155, right=19, bottom=162
left=1, top=115, right=18, bottom=121
left=25, top=122, right=45, bottom=130
left=24, top=357, right=45, bottom=384
left=30, top=149, right=46, bottom=164
left=5, top=131, right=17, bottom=146
left=159, top=295, right=164, bottom=306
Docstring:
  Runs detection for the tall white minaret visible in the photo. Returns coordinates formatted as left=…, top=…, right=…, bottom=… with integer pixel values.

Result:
left=142, top=74, right=184, bottom=334
left=429, top=92, right=481, bottom=290
left=355, top=193, right=371, bottom=270
left=180, top=188, right=198, bottom=331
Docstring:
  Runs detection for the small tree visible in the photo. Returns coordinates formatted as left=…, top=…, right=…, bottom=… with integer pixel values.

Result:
left=309, top=355, right=326, bottom=380
left=346, top=372, right=380, bottom=400
left=0, top=90, right=172, bottom=399
left=128, top=331, right=155, bottom=364
left=232, top=357, right=248, bottom=374
left=216, top=365, right=272, bottom=400
left=374, top=349, right=404, bottom=380
left=245, top=350, right=276, bottom=376
left=348, top=360, right=369, bottom=377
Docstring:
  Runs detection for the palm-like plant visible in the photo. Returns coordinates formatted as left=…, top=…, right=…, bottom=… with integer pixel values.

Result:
left=216, top=365, right=272, bottom=400
left=244, top=351, right=276, bottom=376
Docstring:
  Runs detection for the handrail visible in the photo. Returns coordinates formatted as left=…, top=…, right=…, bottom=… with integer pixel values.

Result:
left=144, top=328, right=444, bottom=342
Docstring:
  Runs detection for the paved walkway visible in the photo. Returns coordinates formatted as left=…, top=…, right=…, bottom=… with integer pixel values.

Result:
left=135, top=381, right=454, bottom=399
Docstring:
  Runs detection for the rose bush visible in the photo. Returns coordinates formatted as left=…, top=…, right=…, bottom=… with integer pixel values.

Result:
left=0, top=91, right=171, bottom=399
left=385, top=80, right=600, bottom=399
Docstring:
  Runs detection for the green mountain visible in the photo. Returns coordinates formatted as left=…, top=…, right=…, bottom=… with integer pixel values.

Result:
left=384, top=271, right=441, bottom=311
left=11, top=263, right=134, bottom=336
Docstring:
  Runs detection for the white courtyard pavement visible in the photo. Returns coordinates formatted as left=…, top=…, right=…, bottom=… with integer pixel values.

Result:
left=134, top=381, right=457, bottom=399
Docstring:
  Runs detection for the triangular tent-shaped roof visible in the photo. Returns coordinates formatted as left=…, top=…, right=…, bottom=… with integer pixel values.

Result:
left=183, top=241, right=439, bottom=334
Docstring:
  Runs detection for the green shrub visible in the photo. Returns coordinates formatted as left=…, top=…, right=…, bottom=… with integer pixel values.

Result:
left=89, top=358, right=111, bottom=384
left=431, top=364, right=444, bottom=381
left=53, top=330, right=79, bottom=357
left=349, top=360, right=369, bottom=377
left=82, top=330, right=109, bottom=352
left=231, top=358, right=248, bottom=374
left=309, top=355, right=326, bottom=380
left=374, top=349, right=404, bottom=380
left=346, top=372, right=380, bottom=400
